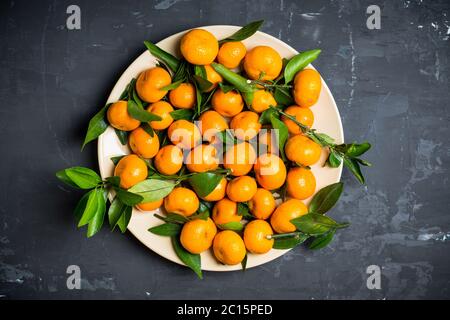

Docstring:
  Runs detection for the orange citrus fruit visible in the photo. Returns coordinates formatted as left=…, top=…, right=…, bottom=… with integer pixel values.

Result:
left=147, top=101, right=174, bottom=130
left=212, top=198, right=242, bottom=225
left=251, top=90, right=277, bottom=113
left=270, top=199, right=308, bottom=233
left=107, top=100, right=140, bottom=131
left=114, top=154, right=148, bottom=189
left=217, top=41, right=247, bottom=69
left=243, top=46, right=282, bottom=80
left=164, top=187, right=199, bottom=217
left=201, top=177, right=227, bottom=202
left=213, top=230, right=246, bottom=265
left=198, top=110, right=228, bottom=143
left=281, top=105, right=314, bottom=135
left=285, top=135, right=322, bottom=166
left=226, top=176, right=257, bottom=202
left=293, top=69, right=322, bottom=108
left=128, top=127, right=160, bottom=159
left=286, top=167, right=316, bottom=200
left=229, top=111, right=261, bottom=141
left=223, top=142, right=257, bottom=176
left=180, top=29, right=219, bottom=65
left=167, top=119, right=201, bottom=150
left=136, top=67, right=171, bottom=103
left=154, top=145, right=184, bottom=176
left=211, top=89, right=244, bottom=117
left=248, top=188, right=276, bottom=220
left=186, top=144, right=219, bottom=173
left=204, top=65, right=223, bottom=91
left=253, top=153, right=287, bottom=190
left=243, top=220, right=274, bottom=254
left=136, top=198, right=163, bottom=212
left=169, top=83, right=196, bottom=109
left=180, top=217, right=217, bottom=254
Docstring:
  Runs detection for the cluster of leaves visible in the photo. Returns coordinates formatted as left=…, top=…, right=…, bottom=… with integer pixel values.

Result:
left=271, top=182, right=349, bottom=250
left=55, top=167, right=140, bottom=237
left=56, top=157, right=230, bottom=239
left=149, top=196, right=252, bottom=278
left=209, top=50, right=372, bottom=183
left=144, top=21, right=264, bottom=121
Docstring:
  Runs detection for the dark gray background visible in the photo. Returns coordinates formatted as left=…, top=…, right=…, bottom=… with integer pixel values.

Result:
left=0, top=0, right=449, bottom=299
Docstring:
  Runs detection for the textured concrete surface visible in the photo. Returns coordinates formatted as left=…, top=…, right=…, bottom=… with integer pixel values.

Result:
left=0, top=0, right=449, bottom=299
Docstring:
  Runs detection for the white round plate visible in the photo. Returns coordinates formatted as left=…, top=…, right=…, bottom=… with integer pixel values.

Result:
left=98, top=25, right=344, bottom=271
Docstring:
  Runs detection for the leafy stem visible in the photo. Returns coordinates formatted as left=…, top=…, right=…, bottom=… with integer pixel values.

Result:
left=270, top=107, right=371, bottom=184
left=267, top=232, right=304, bottom=239
left=250, top=79, right=292, bottom=90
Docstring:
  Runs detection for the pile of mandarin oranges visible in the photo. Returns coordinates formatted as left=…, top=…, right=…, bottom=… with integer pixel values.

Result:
left=107, top=28, right=323, bottom=267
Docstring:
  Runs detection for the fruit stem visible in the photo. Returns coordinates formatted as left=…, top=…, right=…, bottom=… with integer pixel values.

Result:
left=144, top=40, right=180, bottom=73
left=271, top=107, right=336, bottom=148
left=267, top=232, right=302, bottom=240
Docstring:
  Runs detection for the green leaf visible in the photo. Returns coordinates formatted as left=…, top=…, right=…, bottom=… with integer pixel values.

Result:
left=131, top=81, right=145, bottom=108
left=344, top=142, right=371, bottom=157
left=195, top=83, right=202, bottom=115
left=141, top=122, right=155, bottom=137
left=308, top=182, right=343, bottom=215
left=189, top=209, right=209, bottom=221
left=56, top=169, right=80, bottom=189
left=144, top=40, right=179, bottom=72
left=194, top=65, right=207, bottom=78
left=308, top=229, right=336, bottom=250
left=148, top=223, right=182, bottom=236
left=356, top=158, right=372, bottom=167
left=74, top=191, right=91, bottom=221
left=172, top=60, right=189, bottom=83
left=284, top=49, right=321, bottom=84
left=172, top=236, right=203, bottom=279
left=219, top=221, right=244, bottom=231
left=193, top=75, right=214, bottom=93
left=108, top=197, right=128, bottom=230
left=211, top=63, right=255, bottom=93
left=161, top=80, right=183, bottom=91
left=87, top=188, right=107, bottom=237
left=170, top=108, right=195, bottom=120
left=327, top=151, right=342, bottom=168
left=219, top=20, right=264, bottom=43
left=128, top=179, right=176, bottom=202
left=114, top=188, right=144, bottom=206
left=259, top=107, right=278, bottom=125
left=237, top=202, right=252, bottom=219
left=110, top=155, right=125, bottom=166
left=82, top=104, right=109, bottom=149
left=188, top=172, right=223, bottom=198
left=128, top=100, right=162, bottom=122
left=160, top=213, right=190, bottom=224
left=291, top=213, right=349, bottom=236
left=120, top=82, right=131, bottom=100
left=273, top=233, right=309, bottom=249
left=106, top=176, right=121, bottom=187
left=114, top=129, right=128, bottom=145
left=343, top=157, right=365, bottom=184
left=315, top=132, right=335, bottom=145
left=78, top=189, right=99, bottom=227
left=274, top=87, right=294, bottom=106
left=241, top=254, right=248, bottom=271
left=64, top=167, right=101, bottom=189
left=270, top=114, right=288, bottom=160
left=116, top=205, right=132, bottom=233
left=218, top=83, right=236, bottom=94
